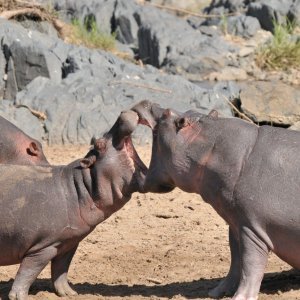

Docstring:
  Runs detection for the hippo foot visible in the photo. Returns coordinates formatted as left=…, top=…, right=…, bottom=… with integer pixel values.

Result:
left=8, top=290, right=28, bottom=300
left=208, top=277, right=238, bottom=298
left=54, top=281, right=78, bottom=297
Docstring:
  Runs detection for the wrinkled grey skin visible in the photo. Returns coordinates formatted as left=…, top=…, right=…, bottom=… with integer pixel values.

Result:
left=0, top=115, right=49, bottom=165
left=132, top=100, right=300, bottom=300
left=0, top=111, right=147, bottom=300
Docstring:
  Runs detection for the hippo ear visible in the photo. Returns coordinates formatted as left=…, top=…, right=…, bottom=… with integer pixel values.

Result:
left=80, top=155, right=97, bottom=169
left=90, top=136, right=97, bottom=145
left=27, top=142, right=39, bottom=156
left=175, top=117, right=189, bottom=130
left=208, top=109, right=218, bottom=120
left=94, top=138, right=107, bottom=154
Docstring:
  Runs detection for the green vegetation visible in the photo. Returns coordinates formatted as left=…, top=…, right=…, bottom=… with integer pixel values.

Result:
left=70, top=18, right=116, bottom=51
left=256, top=20, right=300, bottom=70
left=220, top=14, right=228, bottom=35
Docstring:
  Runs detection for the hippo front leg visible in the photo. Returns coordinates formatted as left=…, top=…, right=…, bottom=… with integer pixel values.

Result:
left=209, top=227, right=240, bottom=298
left=232, top=227, right=269, bottom=300
left=9, top=246, right=58, bottom=300
left=51, top=245, right=78, bottom=297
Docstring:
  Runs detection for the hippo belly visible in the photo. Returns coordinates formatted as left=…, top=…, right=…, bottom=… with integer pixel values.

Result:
left=270, top=226, right=300, bottom=269
left=0, top=165, right=78, bottom=265
left=234, top=138, right=300, bottom=270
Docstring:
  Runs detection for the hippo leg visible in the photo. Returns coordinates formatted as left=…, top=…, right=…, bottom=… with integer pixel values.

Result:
left=209, top=227, right=240, bottom=298
left=9, top=246, right=57, bottom=300
left=232, top=227, right=268, bottom=300
left=51, top=245, right=78, bottom=297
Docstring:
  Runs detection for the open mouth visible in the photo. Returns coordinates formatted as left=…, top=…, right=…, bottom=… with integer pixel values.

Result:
left=131, top=100, right=167, bottom=130
left=124, top=136, right=148, bottom=173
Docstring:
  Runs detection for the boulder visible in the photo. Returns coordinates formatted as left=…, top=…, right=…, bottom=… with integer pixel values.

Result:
left=226, top=15, right=261, bottom=38
left=204, top=0, right=247, bottom=14
left=14, top=40, right=234, bottom=144
left=247, top=0, right=294, bottom=32
left=289, top=121, right=300, bottom=131
left=136, top=4, right=240, bottom=75
left=239, top=81, right=300, bottom=125
left=288, top=0, right=300, bottom=25
left=36, top=0, right=243, bottom=79
left=113, top=0, right=140, bottom=45
left=0, top=19, right=63, bottom=99
left=50, top=0, right=117, bottom=34
left=0, top=17, right=235, bottom=145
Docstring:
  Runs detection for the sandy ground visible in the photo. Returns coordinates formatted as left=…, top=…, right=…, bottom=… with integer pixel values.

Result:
left=0, top=145, right=299, bottom=300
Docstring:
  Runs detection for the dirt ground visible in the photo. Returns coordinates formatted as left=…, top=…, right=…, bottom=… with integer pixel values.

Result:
left=0, top=145, right=299, bottom=300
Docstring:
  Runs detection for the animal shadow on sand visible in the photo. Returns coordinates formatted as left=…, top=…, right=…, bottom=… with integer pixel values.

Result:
left=0, top=269, right=299, bottom=299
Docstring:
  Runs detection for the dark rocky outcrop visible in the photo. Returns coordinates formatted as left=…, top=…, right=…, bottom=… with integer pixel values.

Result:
left=0, top=18, right=234, bottom=144
left=1, top=0, right=299, bottom=144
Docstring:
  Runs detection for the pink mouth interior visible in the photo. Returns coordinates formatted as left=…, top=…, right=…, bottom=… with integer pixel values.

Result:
left=124, top=137, right=148, bottom=171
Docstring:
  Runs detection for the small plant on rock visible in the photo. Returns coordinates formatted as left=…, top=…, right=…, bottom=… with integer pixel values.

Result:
left=70, top=18, right=116, bottom=51
left=256, top=20, right=300, bottom=70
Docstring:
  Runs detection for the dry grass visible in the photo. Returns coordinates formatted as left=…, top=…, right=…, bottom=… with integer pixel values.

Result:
left=68, top=19, right=116, bottom=51
left=256, top=21, right=300, bottom=70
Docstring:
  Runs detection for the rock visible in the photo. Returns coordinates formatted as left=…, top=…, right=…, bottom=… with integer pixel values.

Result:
left=50, top=0, right=117, bottom=35
left=238, top=46, right=255, bottom=58
left=247, top=1, right=294, bottom=32
left=0, top=0, right=246, bottom=145
left=289, top=121, right=300, bottom=131
left=14, top=43, right=234, bottom=144
left=0, top=19, right=63, bottom=99
left=113, top=0, right=140, bottom=45
left=136, top=4, right=240, bottom=75
left=0, top=99, right=45, bottom=142
left=207, top=67, right=248, bottom=81
left=203, top=0, right=247, bottom=26
left=204, top=0, right=247, bottom=14
left=149, top=0, right=204, bottom=11
left=19, top=20, right=58, bottom=37
left=288, top=0, right=300, bottom=25
left=226, top=15, right=261, bottom=38
left=240, top=81, right=300, bottom=125
left=205, top=0, right=299, bottom=33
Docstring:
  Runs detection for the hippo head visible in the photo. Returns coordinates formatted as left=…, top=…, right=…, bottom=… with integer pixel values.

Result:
left=80, top=110, right=147, bottom=207
left=1, top=137, right=49, bottom=166
left=131, top=100, right=179, bottom=193
left=131, top=100, right=218, bottom=194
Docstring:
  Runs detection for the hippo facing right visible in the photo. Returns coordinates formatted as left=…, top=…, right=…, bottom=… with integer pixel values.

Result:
left=0, top=110, right=146, bottom=300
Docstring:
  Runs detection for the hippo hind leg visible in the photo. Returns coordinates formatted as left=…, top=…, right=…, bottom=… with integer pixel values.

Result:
left=232, top=227, right=269, bottom=300
left=51, top=245, right=78, bottom=297
left=209, top=227, right=240, bottom=298
left=9, top=246, right=58, bottom=300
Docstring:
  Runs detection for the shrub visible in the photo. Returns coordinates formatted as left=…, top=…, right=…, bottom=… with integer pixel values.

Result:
left=256, top=20, right=300, bottom=70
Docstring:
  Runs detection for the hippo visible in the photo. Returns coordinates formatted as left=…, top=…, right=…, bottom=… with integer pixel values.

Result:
left=0, top=115, right=48, bottom=165
left=131, top=100, right=300, bottom=300
left=0, top=110, right=146, bottom=300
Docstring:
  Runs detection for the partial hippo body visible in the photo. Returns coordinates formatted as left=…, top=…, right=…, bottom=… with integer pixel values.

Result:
left=0, top=115, right=48, bottom=165
left=132, top=100, right=300, bottom=300
left=0, top=111, right=146, bottom=300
